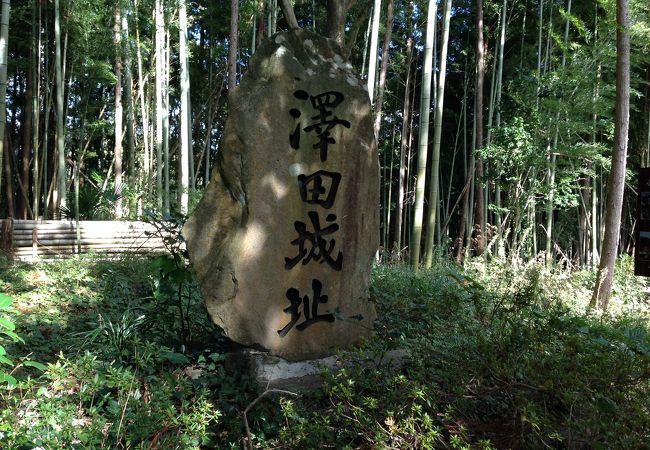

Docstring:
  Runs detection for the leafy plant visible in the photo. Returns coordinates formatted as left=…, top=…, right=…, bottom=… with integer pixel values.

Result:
left=0, top=293, right=21, bottom=385
left=59, top=171, right=127, bottom=220
left=76, top=309, right=146, bottom=361
left=143, top=210, right=208, bottom=349
left=0, top=293, right=46, bottom=386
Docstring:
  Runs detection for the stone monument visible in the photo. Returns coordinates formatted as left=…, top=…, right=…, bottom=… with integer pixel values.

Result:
left=183, top=29, right=379, bottom=361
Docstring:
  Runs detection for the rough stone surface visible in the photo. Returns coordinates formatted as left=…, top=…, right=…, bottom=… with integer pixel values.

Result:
left=183, top=29, right=379, bottom=361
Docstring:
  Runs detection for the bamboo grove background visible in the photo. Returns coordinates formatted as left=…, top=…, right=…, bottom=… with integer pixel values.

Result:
left=0, top=0, right=649, bottom=270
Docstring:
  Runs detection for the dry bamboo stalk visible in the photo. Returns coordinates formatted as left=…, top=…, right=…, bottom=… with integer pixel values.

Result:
left=15, top=231, right=170, bottom=240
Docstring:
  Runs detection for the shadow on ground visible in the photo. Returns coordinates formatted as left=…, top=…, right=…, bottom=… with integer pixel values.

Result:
left=0, top=254, right=226, bottom=364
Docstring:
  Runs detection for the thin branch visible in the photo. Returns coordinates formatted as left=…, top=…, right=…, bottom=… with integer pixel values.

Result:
left=243, top=388, right=300, bottom=450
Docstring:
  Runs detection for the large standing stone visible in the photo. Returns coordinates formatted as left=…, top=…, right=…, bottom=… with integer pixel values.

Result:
left=183, top=29, right=379, bottom=361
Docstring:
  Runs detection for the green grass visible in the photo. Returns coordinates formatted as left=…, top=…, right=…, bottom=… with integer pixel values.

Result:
left=0, top=254, right=648, bottom=448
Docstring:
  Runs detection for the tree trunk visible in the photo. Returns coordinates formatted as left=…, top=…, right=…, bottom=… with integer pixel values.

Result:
left=269, top=0, right=278, bottom=36
left=372, top=0, right=392, bottom=140
left=404, top=88, right=417, bottom=248
left=392, top=5, right=414, bottom=257
left=122, top=3, right=135, bottom=215
left=32, top=0, right=41, bottom=219
left=456, top=49, right=471, bottom=261
left=409, top=0, right=436, bottom=269
left=155, top=0, right=164, bottom=211
left=114, top=4, right=124, bottom=218
left=252, top=5, right=258, bottom=54
left=590, top=0, right=629, bottom=310
left=2, top=135, right=12, bottom=218
left=55, top=0, right=65, bottom=213
left=464, top=57, right=478, bottom=261
left=536, top=0, right=544, bottom=109
left=474, top=0, right=485, bottom=256
left=228, top=0, right=239, bottom=95
left=579, top=166, right=590, bottom=265
left=493, top=0, right=506, bottom=254
left=384, top=123, right=395, bottom=249
left=42, top=22, right=51, bottom=219
left=179, top=0, right=190, bottom=214
left=374, top=0, right=392, bottom=251
left=366, top=0, right=381, bottom=103
left=134, top=1, right=150, bottom=205
left=19, top=60, right=33, bottom=219
left=544, top=0, right=571, bottom=264
left=163, top=29, right=170, bottom=214
left=591, top=11, right=601, bottom=269
left=327, top=0, right=346, bottom=46
left=360, top=6, right=372, bottom=79
left=644, top=64, right=650, bottom=166
left=278, top=0, right=299, bottom=29
left=423, top=0, right=452, bottom=268
left=0, top=0, right=6, bottom=200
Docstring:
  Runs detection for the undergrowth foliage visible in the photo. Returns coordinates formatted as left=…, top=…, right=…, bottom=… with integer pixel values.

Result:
left=264, top=263, right=650, bottom=449
left=144, top=210, right=202, bottom=348
left=0, top=254, right=648, bottom=448
left=0, top=293, right=21, bottom=385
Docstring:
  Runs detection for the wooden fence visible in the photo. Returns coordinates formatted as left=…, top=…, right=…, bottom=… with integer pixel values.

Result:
left=0, top=220, right=170, bottom=262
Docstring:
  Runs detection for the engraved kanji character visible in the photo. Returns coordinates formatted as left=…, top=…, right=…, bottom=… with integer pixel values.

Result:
left=288, top=90, right=351, bottom=161
left=277, top=279, right=335, bottom=337
left=284, top=211, right=343, bottom=271
left=298, top=170, right=341, bottom=209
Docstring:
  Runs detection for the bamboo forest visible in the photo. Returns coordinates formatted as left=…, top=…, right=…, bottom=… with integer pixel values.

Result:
left=0, top=0, right=649, bottom=448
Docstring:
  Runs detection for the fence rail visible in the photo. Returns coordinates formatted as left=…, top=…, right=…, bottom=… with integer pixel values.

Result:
left=0, top=219, right=169, bottom=262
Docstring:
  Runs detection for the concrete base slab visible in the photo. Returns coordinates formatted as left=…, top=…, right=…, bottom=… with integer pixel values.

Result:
left=234, top=349, right=411, bottom=391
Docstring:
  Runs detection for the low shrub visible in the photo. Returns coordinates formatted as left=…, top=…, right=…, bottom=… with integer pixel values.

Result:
left=0, top=257, right=648, bottom=448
